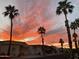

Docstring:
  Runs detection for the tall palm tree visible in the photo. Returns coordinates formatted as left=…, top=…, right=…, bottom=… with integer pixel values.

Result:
left=3, top=5, right=19, bottom=55
left=38, top=27, right=46, bottom=46
left=75, top=18, right=79, bottom=48
left=70, top=21, right=78, bottom=49
left=56, top=0, right=74, bottom=49
left=59, top=38, right=64, bottom=49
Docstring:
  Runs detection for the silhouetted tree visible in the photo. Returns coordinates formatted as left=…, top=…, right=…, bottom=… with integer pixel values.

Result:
left=3, top=5, right=19, bottom=55
left=38, top=27, right=46, bottom=55
left=38, top=27, right=46, bottom=46
left=70, top=21, right=78, bottom=49
left=56, top=0, right=74, bottom=49
left=59, top=38, right=64, bottom=49
left=75, top=18, right=79, bottom=48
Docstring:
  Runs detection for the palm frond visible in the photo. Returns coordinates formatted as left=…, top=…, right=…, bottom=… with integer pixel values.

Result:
left=3, top=11, right=9, bottom=16
left=56, top=10, right=62, bottom=15
left=3, top=5, right=19, bottom=19
left=11, top=6, right=15, bottom=11
left=59, top=1, right=66, bottom=7
left=14, top=13, right=19, bottom=16
left=70, top=22, right=77, bottom=30
left=5, top=5, right=12, bottom=11
left=68, top=8, right=73, bottom=13
left=56, top=0, right=74, bottom=15
left=69, top=5, right=74, bottom=9
left=14, top=9, right=18, bottom=12
left=58, top=1, right=63, bottom=5
left=67, top=1, right=71, bottom=5
left=38, top=27, right=46, bottom=34
left=56, top=7, right=62, bottom=15
left=59, top=38, right=64, bottom=43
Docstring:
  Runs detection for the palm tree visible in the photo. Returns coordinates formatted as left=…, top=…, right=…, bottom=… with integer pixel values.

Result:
left=70, top=21, right=78, bottom=49
left=3, top=5, right=19, bottom=55
left=59, top=38, right=64, bottom=49
left=38, top=27, right=46, bottom=55
left=38, top=27, right=46, bottom=46
left=56, top=0, right=74, bottom=49
left=59, top=38, right=64, bottom=52
left=75, top=18, right=79, bottom=48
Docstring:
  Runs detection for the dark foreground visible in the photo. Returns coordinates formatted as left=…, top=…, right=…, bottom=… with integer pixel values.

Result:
left=31, top=55, right=66, bottom=59
left=0, top=54, right=66, bottom=59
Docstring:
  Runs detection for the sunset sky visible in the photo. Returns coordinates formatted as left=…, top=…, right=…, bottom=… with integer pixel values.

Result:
left=0, top=0, right=79, bottom=46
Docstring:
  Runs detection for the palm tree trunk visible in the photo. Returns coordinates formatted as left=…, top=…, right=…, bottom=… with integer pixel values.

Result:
left=74, top=37, right=78, bottom=49
left=61, top=43, right=63, bottom=49
left=64, top=14, right=74, bottom=59
left=61, top=43, right=63, bottom=52
left=74, top=36, right=78, bottom=54
left=7, top=18, right=13, bottom=56
left=64, top=14, right=72, bottom=49
left=41, top=34, right=44, bottom=55
left=73, top=30, right=78, bottom=49
left=41, top=34, right=44, bottom=46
